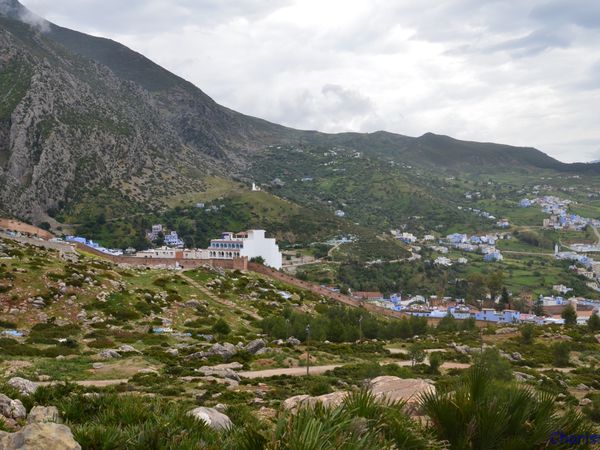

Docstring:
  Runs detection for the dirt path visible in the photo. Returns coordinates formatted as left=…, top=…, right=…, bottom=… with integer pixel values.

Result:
left=35, top=379, right=128, bottom=388
left=239, top=360, right=470, bottom=379
left=180, top=272, right=262, bottom=321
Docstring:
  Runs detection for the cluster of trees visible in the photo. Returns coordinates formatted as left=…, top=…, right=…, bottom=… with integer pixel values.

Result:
left=259, top=305, right=428, bottom=342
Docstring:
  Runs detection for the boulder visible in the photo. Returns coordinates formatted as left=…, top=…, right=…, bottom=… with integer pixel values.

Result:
left=188, top=343, right=238, bottom=360
left=8, top=377, right=38, bottom=396
left=99, top=349, right=121, bottom=359
left=165, top=348, right=179, bottom=356
left=282, top=391, right=348, bottom=413
left=577, top=384, right=590, bottom=391
left=118, top=345, right=140, bottom=354
left=27, top=406, right=61, bottom=424
left=369, top=377, right=435, bottom=414
left=0, top=423, right=81, bottom=450
left=580, top=398, right=593, bottom=406
left=245, top=339, right=266, bottom=354
left=286, top=337, right=301, bottom=346
left=197, top=366, right=241, bottom=381
left=188, top=407, right=232, bottom=430
left=0, top=394, right=26, bottom=420
left=514, top=372, right=535, bottom=382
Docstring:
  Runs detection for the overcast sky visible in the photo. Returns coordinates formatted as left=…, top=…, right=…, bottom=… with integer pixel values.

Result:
left=18, top=0, right=600, bottom=162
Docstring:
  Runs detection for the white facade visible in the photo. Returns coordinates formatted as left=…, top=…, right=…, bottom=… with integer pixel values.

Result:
left=208, top=230, right=282, bottom=270
left=135, top=247, right=178, bottom=259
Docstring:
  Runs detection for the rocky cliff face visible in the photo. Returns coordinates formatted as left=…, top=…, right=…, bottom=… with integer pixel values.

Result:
left=0, top=16, right=212, bottom=221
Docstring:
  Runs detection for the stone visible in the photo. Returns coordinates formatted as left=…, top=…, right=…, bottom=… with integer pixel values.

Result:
left=188, top=407, right=232, bottom=430
left=137, top=368, right=159, bottom=375
left=92, top=363, right=104, bottom=369
left=369, top=377, right=435, bottom=415
left=27, top=406, right=61, bottom=424
left=0, top=394, right=26, bottom=420
left=8, top=377, right=38, bottom=396
left=514, top=372, right=535, bottom=382
left=282, top=392, right=348, bottom=413
left=511, top=352, right=523, bottom=361
left=286, top=337, right=301, bottom=346
left=577, top=384, right=590, bottom=391
left=580, top=398, right=593, bottom=406
left=197, top=366, right=241, bottom=381
left=245, top=339, right=266, bottom=354
left=0, top=423, right=81, bottom=450
left=99, top=349, right=121, bottom=359
left=118, top=345, right=140, bottom=353
left=166, top=348, right=179, bottom=356
left=255, top=347, right=271, bottom=355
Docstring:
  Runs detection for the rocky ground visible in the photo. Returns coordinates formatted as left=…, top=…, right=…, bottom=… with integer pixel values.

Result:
left=1, top=237, right=600, bottom=448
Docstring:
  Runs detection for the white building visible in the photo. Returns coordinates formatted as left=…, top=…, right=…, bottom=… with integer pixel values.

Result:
left=208, top=230, right=283, bottom=269
left=135, top=247, right=178, bottom=259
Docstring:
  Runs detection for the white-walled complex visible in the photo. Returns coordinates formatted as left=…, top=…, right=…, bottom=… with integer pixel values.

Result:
left=208, top=230, right=282, bottom=269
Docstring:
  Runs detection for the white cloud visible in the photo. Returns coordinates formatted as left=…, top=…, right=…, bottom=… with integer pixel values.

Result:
left=18, top=0, right=600, bottom=162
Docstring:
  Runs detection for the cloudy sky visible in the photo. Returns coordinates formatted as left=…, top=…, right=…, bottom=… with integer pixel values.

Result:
left=18, top=0, right=600, bottom=162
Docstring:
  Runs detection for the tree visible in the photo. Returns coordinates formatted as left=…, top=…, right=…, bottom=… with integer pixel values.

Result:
left=250, top=256, right=265, bottom=265
left=466, top=273, right=487, bottom=307
left=532, top=297, right=544, bottom=316
left=409, top=343, right=426, bottom=366
left=553, top=342, right=571, bottom=367
left=436, top=312, right=458, bottom=332
left=428, top=352, right=444, bottom=374
left=473, top=348, right=513, bottom=381
left=561, top=304, right=577, bottom=326
left=499, top=287, right=511, bottom=310
left=589, top=312, right=600, bottom=332
left=211, top=318, right=231, bottom=335
left=520, top=324, right=535, bottom=345
left=486, top=270, right=504, bottom=301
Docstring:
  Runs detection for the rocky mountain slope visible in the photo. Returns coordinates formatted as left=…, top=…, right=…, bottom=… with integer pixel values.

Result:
left=0, top=0, right=598, bottom=225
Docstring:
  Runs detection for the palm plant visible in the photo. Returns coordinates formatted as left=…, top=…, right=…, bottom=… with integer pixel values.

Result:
left=240, top=390, right=442, bottom=450
left=420, top=363, right=593, bottom=449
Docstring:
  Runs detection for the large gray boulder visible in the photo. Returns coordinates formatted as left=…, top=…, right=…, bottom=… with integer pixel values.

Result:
left=99, top=349, right=121, bottom=359
left=286, top=337, right=301, bottom=346
left=244, top=339, right=266, bottom=354
left=282, top=392, right=348, bottom=413
left=0, top=423, right=81, bottom=449
left=369, top=376, right=435, bottom=414
left=196, top=365, right=241, bottom=381
left=7, top=377, right=37, bottom=396
left=187, top=407, right=232, bottom=430
left=27, top=406, right=61, bottom=424
left=0, top=394, right=26, bottom=420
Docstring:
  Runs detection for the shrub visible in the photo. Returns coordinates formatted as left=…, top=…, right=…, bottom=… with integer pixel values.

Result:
left=520, top=324, right=535, bottom=344
left=553, top=342, right=571, bottom=367
left=211, top=318, right=231, bottom=335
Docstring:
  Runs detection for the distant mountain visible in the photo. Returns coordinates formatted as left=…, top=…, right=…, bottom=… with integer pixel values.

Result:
left=0, top=0, right=598, bottom=225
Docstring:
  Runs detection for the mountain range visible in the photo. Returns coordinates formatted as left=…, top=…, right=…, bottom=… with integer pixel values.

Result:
left=0, top=0, right=598, bottom=227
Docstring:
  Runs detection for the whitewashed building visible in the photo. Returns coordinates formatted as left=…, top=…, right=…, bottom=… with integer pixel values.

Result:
left=207, top=230, right=283, bottom=269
